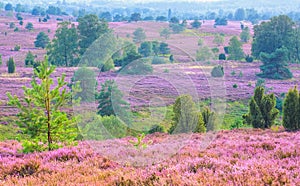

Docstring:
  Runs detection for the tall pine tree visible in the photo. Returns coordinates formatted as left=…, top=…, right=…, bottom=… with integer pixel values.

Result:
left=283, top=87, right=300, bottom=131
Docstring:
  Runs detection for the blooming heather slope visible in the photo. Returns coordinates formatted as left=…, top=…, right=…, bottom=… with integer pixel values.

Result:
left=0, top=129, right=299, bottom=185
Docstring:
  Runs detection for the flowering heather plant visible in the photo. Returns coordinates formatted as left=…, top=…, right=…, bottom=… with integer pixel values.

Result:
left=0, top=130, right=299, bottom=185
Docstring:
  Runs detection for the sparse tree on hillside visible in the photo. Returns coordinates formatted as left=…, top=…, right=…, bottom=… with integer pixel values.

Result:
left=133, top=28, right=146, bottom=43
left=78, top=14, right=110, bottom=55
left=252, top=15, right=294, bottom=60
left=47, top=22, right=79, bottom=67
left=191, top=19, right=201, bottom=29
left=160, top=28, right=171, bottom=39
left=234, top=8, right=246, bottom=21
left=25, top=51, right=35, bottom=67
left=130, top=13, right=141, bottom=22
left=159, top=42, right=170, bottom=56
left=196, top=46, right=214, bottom=61
left=213, top=34, right=224, bottom=46
left=34, top=32, right=50, bottom=49
left=5, top=3, right=13, bottom=11
left=258, top=47, right=292, bottom=80
left=25, top=22, right=34, bottom=31
left=138, top=41, right=153, bottom=57
left=240, top=26, right=251, bottom=43
left=228, top=36, right=244, bottom=60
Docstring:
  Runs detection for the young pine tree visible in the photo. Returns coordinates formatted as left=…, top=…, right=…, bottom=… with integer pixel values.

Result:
left=283, top=87, right=300, bottom=131
left=7, top=57, right=80, bottom=153
left=170, top=95, right=206, bottom=134
left=243, top=86, right=279, bottom=129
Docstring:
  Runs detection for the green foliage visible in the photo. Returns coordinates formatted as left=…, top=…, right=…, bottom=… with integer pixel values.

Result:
left=115, top=41, right=142, bottom=68
left=213, top=34, right=224, bottom=46
left=71, top=67, right=96, bottom=102
left=25, top=22, right=34, bottom=31
left=148, top=124, right=165, bottom=134
left=219, top=53, right=226, bottom=60
left=7, top=57, right=15, bottom=73
left=78, top=14, right=110, bottom=54
left=283, top=87, right=300, bottom=131
left=191, top=19, right=201, bottom=29
left=243, top=86, right=279, bottom=129
left=228, top=36, right=244, bottom=60
left=211, top=65, right=224, bottom=77
left=198, top=38, right=204, bottom=46
left=97, top=80, right=131, bottom=126
left=7, top=57, right=78, bottom=152
left=224, top=46, right=229, bottom=54
left=252, top=15, right=294, bottom=60
left=120, top=58, right=153, bottom=75
left=240, top=27, right=251, bottom=43
left=234, top=8, right=246, bottom=20
left=230, top=119, right=243, bottom=130
left=233, top=84, right=238, bottom=88
left=245, top=55, right=254, bottom=62
left=201, top=107, right=216, bottom=131
left=34, top=32, right=50, bottom=49
left=169, top=23, right=185, bottom=34
left=258, top=47, right=293, bottom=80
left=25, top=51, right=35, bottom=67
left=159, top=42, right=171, bottom=56
left=14, top=27, right=19, bottom=32
left=214, top=17, right=228, bottom=26
left=14, top=45, right=21, bottom=51
left=196, top=46, right=214, bottom=61
left=9, top=22, right=15, bottom=29
left=129, top=133, right=152, bottom=150
left=47, top=22, right=79, bottom=67
left=133, top=28, right=146, bottom=43
left=211, top=48, right=219, bottom=54
left=0, top=54, right=2, bottom=66
left=170, top=95, right=206, bottom=134
left=79, top=114, right=128, bottom=140
left=152, top=56, right=166, bottom=64
left=130, top=13, right=141, bottom=22
left=138, top=41, right=152, bottom=57
left=159, top=28, right=171, bottom=39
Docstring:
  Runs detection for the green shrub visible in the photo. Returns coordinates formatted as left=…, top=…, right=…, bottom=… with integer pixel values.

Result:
left=148, top=124, right=165, bottom=134
left=152, top=56, right=166, bottom=64
left=0, top=54, right=2, bottom=66
left=233, top=84, right=238, bottom=88
left=230, top=119, right=243, bottom=130
left=9, top=22, right=15, bottom=29
left=245, top=55, right=254, bottom=62
left=14, top=45, right=21, bottom=51
left=120, top=58, right=153, bottom=75
left=219, top=53, right=226, bottom=60
left=170, top=95, right=206, bottom=134
left=224, top=46, right=229, bottom=54
left=201, top=107, right=216, bottom=131
left=14, top=27, right=19, bottom=32
left=211, top=47, right=219, bottom=54
left=243, top=86, right=279, bottom=129
left=163, top=69, right=169, bottom=73
left=7, top=57, right=15, bottom=73
left=283, top=87, right=300, bottom=131
left=211, top=65, right=224, bottom=77
left=25, top=51, right=35, bottom=67
left=231, top=71, right=236, bottom=76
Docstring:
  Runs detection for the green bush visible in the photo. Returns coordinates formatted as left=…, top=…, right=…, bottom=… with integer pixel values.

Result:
left=211, top=65, right=224, bottom=77
left=245, top=55, right=254, bottom=62
left=219, top=53, right=226, bottom=60
left=243, top=86, right=279, bottom=129
left=170, top=95, right=206, bottom=134
left=152, top=56, right=166, bottom=64
left=233, top=84, right=238, bottom=88
left=224, top=46, right=229, bottom=54
left=14, top=45, right=21, bottom=51
left=120, top=58, right=153, bottom=75
left=201, top=107, right=216, bottom=131
left=7, top=57, right=15, bottom=73
left=283, top=87, right=300, bottom=131
left=14, top=27, right=19, bottom=32
left=148, top=124, right=165, bottom=134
